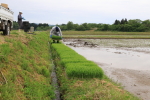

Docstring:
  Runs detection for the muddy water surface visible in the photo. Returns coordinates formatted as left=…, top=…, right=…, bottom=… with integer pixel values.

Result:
left=63, top=39, right=150, bottom=100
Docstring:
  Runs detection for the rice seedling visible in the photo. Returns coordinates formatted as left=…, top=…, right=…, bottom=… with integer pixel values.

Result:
left=50, top=35, right=62, bottom=40
left=65, top=62, right=103, bottom=78
left=51, top=43, right=104, bottom=78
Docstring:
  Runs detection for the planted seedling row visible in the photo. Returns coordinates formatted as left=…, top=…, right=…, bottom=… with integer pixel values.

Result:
left=51, top=43, right=104, bottom=78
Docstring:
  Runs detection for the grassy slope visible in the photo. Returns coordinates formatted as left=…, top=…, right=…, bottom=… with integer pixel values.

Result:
left=51, top=42, right=139, bottom=100
left=62, top=31, right=150, bottom=39
left=0, top=31, right=54, bottom=100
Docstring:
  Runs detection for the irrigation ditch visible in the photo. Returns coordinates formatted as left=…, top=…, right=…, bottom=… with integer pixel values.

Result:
left=49, top=40, right=104, bottom=100
left=49, top=36, right=111, bottom=99
left=48, top=41, right=61, bottom=100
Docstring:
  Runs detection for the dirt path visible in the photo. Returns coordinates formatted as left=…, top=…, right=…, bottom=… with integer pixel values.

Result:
left=63, top=39, right=150, bottom=100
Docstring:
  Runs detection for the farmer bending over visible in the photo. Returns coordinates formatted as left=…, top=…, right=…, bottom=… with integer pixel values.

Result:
left=50, top=26, right=61, bottom=36
left=50, top=26, right=62, bottom=43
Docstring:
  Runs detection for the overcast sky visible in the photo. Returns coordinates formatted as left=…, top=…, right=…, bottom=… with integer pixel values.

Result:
left=1, top=0, right=150, bottom=25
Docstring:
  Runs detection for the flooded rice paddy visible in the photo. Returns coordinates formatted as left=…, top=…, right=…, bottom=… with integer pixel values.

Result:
left=63, top=39, right=150, bottom=100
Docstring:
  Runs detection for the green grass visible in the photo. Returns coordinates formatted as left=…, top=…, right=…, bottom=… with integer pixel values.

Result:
left=62, top=31, right=150, bottom=39
left=62, top=77, right=139, bottom=100
left=11, top=31, right=19, bottom=35
left=0, top=30, right=55, bottom=100
left=0, top=44, right=11, bottom=63
left=63, top=30, right=150, bottom=35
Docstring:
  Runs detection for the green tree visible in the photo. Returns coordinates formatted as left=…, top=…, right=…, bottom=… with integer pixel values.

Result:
left=67, top=21, right=74, bottom=30
left=101, top=24, right=109, bottom=31
left=128, top=19, right=142, bottom=31
left=73, top=24, right=79, bottom=30
left=97, top=24, right=109, bottom=31
left=120, top=19, right=125, bottom=24
left=59, top=25, right=67, bottom=31
left=142, top=20, right=150, bottom=31
left=123, top=24, right=132, bottom=32
left=30, top=23, right=38, bottom=30
left=113, top=20, right=120, bottom=25
left=13, top=21, right=19, bottom=30
left=82, top=23, right=90, bottom=30
left=136, top=25, right=147, bottom=32
left=76, top=25, right=86, bottom=31
left=124, top=18, right=128, bottom=24
left=36, top=26, right=50, bottom=31
left=87, top=23, right=98, bottom=28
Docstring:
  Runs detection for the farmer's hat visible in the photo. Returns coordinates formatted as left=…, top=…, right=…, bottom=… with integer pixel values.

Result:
left=19, top=11, right=23, bottom=14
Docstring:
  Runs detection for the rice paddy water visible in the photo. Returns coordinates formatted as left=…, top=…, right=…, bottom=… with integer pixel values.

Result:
left=63, top=39, right=150, bottom=100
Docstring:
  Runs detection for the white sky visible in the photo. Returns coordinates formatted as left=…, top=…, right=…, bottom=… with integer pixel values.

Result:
left=1, top=0, right=150, bottom=25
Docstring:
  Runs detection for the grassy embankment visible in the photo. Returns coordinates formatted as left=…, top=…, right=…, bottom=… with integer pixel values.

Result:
left=50, top=41, right=139, bottom=100
left=62, top=31, right=150, bottom=39
left=0, top=31, right=55, bottom=100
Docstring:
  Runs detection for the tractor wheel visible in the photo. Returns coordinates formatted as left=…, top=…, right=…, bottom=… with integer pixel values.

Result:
left=3, top=23, right=10, bottom=35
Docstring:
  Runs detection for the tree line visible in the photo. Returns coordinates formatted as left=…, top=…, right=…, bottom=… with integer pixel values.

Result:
left=13, top=19, right=150, bottom=32
left=13, top=21, right=51, bottom=31
left=58, top=19, right=150, bottom=32
left=98, top=19, right=150, bottom=32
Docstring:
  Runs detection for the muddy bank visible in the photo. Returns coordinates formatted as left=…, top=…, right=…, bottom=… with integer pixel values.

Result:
left=63, top=39, right=150, bottom=100
left=63, top=39, right=98, bottom=48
